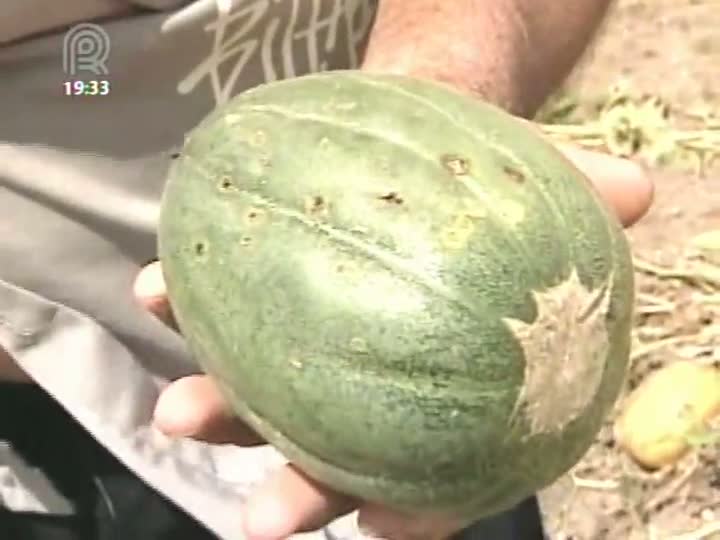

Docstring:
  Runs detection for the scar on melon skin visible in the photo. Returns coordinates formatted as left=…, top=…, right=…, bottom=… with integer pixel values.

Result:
left=441, top=154, right=471, bottom=176
left=503, top=268, right=614, bottom=438
left=440, top=214, right=477, bottom=250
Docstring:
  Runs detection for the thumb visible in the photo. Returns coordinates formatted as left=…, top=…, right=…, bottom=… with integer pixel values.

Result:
left=556, top=144, right=654, bottom=228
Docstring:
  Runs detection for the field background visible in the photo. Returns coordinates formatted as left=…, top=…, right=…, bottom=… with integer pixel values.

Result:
left=535, top=1, right=720, bottom=539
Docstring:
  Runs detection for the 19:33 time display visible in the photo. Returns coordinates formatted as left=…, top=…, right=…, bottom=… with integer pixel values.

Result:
left=63, top=80, right=111, bottom=96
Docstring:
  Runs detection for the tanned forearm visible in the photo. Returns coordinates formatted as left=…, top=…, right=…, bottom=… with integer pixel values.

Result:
left=362, top=0, right=613, bottom=118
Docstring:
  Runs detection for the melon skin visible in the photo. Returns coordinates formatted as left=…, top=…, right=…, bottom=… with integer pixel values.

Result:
left=157, top=71, right=634, bottom=520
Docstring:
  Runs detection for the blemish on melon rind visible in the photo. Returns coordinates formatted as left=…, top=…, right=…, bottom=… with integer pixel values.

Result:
left=305, top=195, right=329, bottom=216
left=244, top=207, right=266, bottom=225
left=440, top=214, right=477, bottom=250
left=250, top=130, right=267, bottom=147
left=503, top=269, right=613, bottom=439
left=218, top=175, right=235, bottom=191
left=441, top=154, right=471, bottom=176
left=377, top=192, right=404, bottom=205
left=503, top=165, right=525, bottom=183
left=193, top=241, right=209, bottom=258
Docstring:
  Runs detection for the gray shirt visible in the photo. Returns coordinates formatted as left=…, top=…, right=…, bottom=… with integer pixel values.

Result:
left=0, top=2, right=376, bottom=538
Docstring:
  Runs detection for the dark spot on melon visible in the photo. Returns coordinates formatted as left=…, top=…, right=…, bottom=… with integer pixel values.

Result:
left=170, top=151, right=181, bottom=159
left=503, top=165, right=525, bottom=183
left=377, top=192, right=403, bottom=204
left=240, top=236, right=252, bottom=246
left=244, top=207, right=266, bottom=225
left=193, top=242, right=207, bottom=256
left=305, top=195, right=328, bottom=215
left=440, top=154, right=470, bottom=176
left=219, top=176, right=234, bottom=191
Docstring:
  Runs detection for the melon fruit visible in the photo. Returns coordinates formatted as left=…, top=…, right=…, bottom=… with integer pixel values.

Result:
left=157, top=71, right=635, bottom=520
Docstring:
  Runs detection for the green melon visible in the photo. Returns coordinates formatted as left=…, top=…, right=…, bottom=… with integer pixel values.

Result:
left=157, top=70, right=634, bottom=520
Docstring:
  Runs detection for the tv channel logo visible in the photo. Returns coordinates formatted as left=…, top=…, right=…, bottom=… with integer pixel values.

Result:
left=62, top=23, right=110, bottom=76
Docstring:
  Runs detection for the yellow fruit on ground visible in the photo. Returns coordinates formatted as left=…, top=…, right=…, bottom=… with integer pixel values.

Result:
left=614, top=360, right=720, bottom=470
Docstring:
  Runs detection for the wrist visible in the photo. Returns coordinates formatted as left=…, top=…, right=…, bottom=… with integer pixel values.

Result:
left=360, top=1, right=530, bottom=116
left=360, top=0, right=611, bottom=119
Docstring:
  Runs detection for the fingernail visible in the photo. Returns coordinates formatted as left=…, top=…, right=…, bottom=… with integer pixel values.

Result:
left=152, top=390, right=199, bottom=438
left=134, top=262, right=165, bottom=299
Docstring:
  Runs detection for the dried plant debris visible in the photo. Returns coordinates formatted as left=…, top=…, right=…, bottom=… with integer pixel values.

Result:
left=539, top=81, right=720, bottom=176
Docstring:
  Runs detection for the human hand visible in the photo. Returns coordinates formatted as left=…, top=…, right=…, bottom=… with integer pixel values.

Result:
left=135, top=144, right=653, bottom=540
